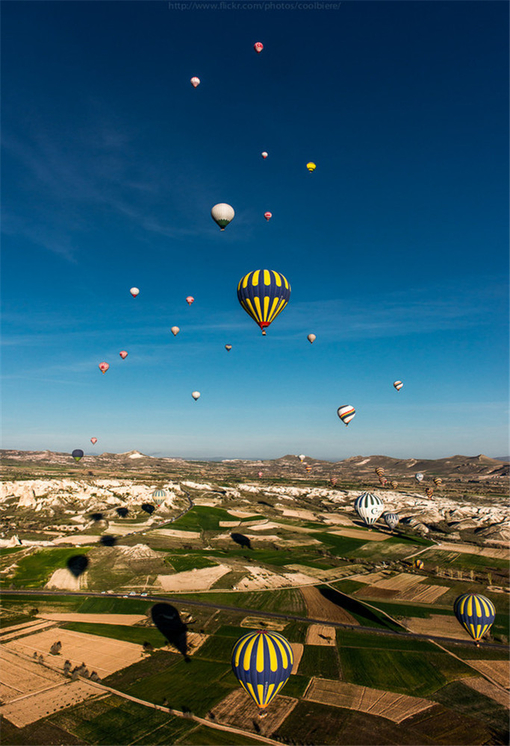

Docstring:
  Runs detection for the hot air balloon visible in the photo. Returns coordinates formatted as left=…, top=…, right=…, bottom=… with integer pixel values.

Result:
left=393, top=381, right=403, bottom=391
left=190, top=76, right=200, bottom=88
left=211, top=203, right=235, bottom=231
left=305, top=465, right=312, bottom=473
left=384, top=512, right=399, bottom=531
left=258, top=471, right=263, bottom=478
left=379, top=476, right=388, bottom=486
left=426, top=487, right=434, bottom=498
left=307, top=334, right=316, bottom=344
left=414, top=559, right=424, bottom=570
left=119, top=351, right=128, bottom=360
left=415, top=473, right=424, bottom=483
left=454, top=593, right=495, bottom=645
left=90, top=438, right=97, bottom=445
left=171, top=326, right=180, bottom=336
left=261, top=152, right=268, bottom=159
left=264, top=212, right=272, bottom=221
left=254, top=42, right=264, bottom=53
left=152, top=489, right=167, bottom=507
left=72, top=449, right=84, bottom=462
left=186, top=296, right=194, bottom=306
left=98, top=362, right=109, bottom=374
left=225, top=344, right=232, bottom=351
left=192, top=391, right=200, bottom=401
left=390, top=481, right=399, bottom=490
left=354, top=492, right=384, bottom=527
left=433, top=477, right=443, bottom=487
left=298, top=455, right=306, bottom=462
left=306, top=162, right=316, bottom=172
left=237, top=270, right=290, bottom=335
left=231, top=630, right=293, bottom=712
left=337, top=405, right=355, bottom=426
left=130, top=287, right=139, bottom=298
left=330, top=477, right=337, bottom=487
left=375, top=467, right=385, bottom=477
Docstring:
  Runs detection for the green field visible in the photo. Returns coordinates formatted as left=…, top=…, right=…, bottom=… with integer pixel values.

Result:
left=171, top=506, right=236, bottom=532
left=7, top=548, right=93, bottom=588
left=121, top=657, right=238, bottom=716
left=164, top=553, right=218, bottom=573
left=62, top=621, right=168, bottom=648
left=178, top=725, right=264, bottom=745
left=431, top=680, right=510, bottom=741
left=339, top=647, right=475, bottom=697
left=336, top=628, right=438, bottom=652
left=177, top=588, right=306, bottom=615
left=49, top=694, right=196, bottom=745
left=299, top=644, right=340, bottom=679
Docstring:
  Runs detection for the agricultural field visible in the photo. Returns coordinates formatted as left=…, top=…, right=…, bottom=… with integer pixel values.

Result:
left=7, top=548, right=93, bottom=589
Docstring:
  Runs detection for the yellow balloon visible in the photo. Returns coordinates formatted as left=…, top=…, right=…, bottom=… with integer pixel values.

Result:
left=306, top=162, right=316, bottom=172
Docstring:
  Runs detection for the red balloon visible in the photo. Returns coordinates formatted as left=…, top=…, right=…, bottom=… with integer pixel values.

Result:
left=254, top=42, right=263, bottom=53
left=186, top=296, right=195, bottom=306
left=119, top=351, right=128, bottom=360
left=98, top=362, right=109, bottom=374
left=264, top=212, right=272, bottom=221
left=90, top=438, right=98, bottom=445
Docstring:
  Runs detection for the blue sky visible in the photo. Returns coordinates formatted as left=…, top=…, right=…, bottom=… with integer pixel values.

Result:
left=2, top=1, right=508, bottom=460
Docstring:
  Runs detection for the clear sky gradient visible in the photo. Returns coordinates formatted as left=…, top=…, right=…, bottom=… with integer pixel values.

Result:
left=2, top=1, right=508, bottom=460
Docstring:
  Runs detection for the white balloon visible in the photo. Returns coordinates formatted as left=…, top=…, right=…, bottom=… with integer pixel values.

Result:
left=211, top=203, right=235, bottom=231
left=130, top=287, right=139, bottom=297
left=192, top=391, right=201, bottom=401
left=171, top=326, right=180, bottom=336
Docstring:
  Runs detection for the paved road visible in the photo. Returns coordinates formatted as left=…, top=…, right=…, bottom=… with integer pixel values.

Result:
left=2, top=588, right=507, bottom=651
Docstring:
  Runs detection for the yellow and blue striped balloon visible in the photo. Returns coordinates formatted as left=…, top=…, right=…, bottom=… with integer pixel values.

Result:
left=231, top=630, right=294, bottom=709
left=454, top=593, right=496, bottom=643
left=237, top=270, right=291, bottom=335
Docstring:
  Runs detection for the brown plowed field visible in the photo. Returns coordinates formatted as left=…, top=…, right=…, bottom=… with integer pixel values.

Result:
left=1, top=680, right=99, bottom=728
left=462, top=677, right=510, bottom=707
left=300, top=586, right=359, bottom=625
left=405, top=615, right=472, bottom=641
left=290, top=643, right=304, bottom=674
left=208, top=687, right=298, bottom=737
left=305, top=677, right=433, bottom=724
left=306, top=625, right=336, bottom=646
left=466, top=660, right=510, bottom=689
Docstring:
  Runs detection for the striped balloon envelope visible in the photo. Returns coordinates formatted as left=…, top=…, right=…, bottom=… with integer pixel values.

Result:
left=231, top=631, right=293, bottom=711
left=393, top=380, right=403, bottom=391
left=337, top=405, right=355, bottom=426
left=354, top=492, right=384, bottom=526
left=383, top=512, right=399, bottom=530
left=454, top=594, right=496, bottom=643
left=237, top=270, right=291, bottom=335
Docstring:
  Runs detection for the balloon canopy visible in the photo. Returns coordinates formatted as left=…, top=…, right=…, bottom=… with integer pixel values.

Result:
left=231, top=630, right=293, bottom=709
left=211, top=203, right=235, bottom=230
left=237, top=269, right=290, bottom=335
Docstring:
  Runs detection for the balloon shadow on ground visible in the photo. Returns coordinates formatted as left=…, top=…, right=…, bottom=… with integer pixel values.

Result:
left=318, top=586, right=397, bottom=629
left=151, top=603, right=190, bottom=661
left=89, top=512, right=104, bottom=522
left=116, top=507, right=129, bottom=517
left=230, top=533, right=252, bottom=550
left=141, top=503, right=155, bottom=515
left=67, top=555, right=89, bottom=578
left=100, top=535, right=117, bottom=547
